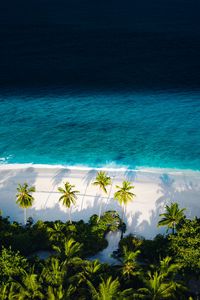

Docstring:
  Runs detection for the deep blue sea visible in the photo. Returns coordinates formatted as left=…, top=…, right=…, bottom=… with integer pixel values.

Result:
left=0, top=0, right=200, bottom=170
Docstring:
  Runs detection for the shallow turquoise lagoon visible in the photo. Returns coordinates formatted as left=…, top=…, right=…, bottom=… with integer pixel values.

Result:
left=0, top=89, right=200, bottom=170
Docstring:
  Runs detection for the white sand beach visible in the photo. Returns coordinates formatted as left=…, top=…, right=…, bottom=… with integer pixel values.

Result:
left=0, top=164, right=200, bottom=239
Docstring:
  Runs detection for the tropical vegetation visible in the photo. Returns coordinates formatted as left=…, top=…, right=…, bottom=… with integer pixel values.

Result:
left=93, top=171, right=111, bottom=221
left=16, top=183, right=35, bottom=225
left=58, top=182, right=79, bottom=224
left=158, top=202, right=186, bottom=234
left=0, top=179, right=199, bottom=299
left=114, top=180, right=136, bottom=222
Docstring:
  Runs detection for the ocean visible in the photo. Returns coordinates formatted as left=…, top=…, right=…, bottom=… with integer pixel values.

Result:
left=0, top=89, right=200, bottom=170
left=0, top=0, right=200, bottom=170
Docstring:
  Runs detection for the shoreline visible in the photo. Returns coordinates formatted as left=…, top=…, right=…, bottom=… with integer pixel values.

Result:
left=0, top=163, right=200, bottom=175
left=0, top=163, right=200, bottom=239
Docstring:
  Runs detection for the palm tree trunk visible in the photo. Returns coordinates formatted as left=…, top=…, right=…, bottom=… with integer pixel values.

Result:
left=97, top=188, right=102, bottom=222
left=172, top=222, right=175, bottom=235
left=81, top=184, right=88, bottom=211
left=69, top=207, right=72, bottom=224
left=24, top=208, right=27, bottom=225
left=121, top=205, right=125, bottom=223
left=98, top=199, right=103, bottom=222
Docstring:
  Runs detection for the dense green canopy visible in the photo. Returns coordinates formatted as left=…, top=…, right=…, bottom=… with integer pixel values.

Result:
left=0, top=180, right=199, bottom=299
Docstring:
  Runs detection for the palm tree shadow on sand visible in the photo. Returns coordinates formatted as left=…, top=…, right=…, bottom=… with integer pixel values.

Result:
left=157, top=173, right=200, bottom=218
left=127, top=172, right=200, bottom=238
left=52, top=168, right=71, bottom=187
left=128, top=174, right=177, bottom=238
left=31, top=194, right=102, bottom=223
left=125, top=169, right=137, bottom=182
left=80, top=169, right=97, bottom=210
left=42, top=168, right=71, bottom=209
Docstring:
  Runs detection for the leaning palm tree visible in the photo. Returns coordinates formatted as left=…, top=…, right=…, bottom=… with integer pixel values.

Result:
left=158, top=202, right=186, bottom=234
left=93, top=171, right=111, bottom=221
left=16, top=183, right=35, bottom=225
left=114, top=181, right=136, bottom=223
left=58, top=182, right=79, bottom=224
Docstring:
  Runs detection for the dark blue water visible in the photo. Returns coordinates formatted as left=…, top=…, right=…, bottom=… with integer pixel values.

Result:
left=0, top=0, right=200, bottom=169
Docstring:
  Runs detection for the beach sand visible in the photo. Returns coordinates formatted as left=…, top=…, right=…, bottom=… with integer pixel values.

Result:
left=0, top=164, right=200, bottom=239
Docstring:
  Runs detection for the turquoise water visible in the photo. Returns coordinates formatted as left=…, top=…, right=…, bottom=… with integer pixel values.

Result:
left=0, top=89, right=200, bottom=170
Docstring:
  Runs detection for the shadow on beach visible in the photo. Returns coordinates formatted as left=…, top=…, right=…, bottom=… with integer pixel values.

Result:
left=126, top=172, right=200, bottom=238
left=1, top=167, right=200, bottom=239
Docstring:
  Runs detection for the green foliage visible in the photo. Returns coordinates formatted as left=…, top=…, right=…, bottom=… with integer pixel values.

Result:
left=41, top=257, right=66, bottom=286
left=16, top=183, right=35, bottom=209
left=0, top=247, right=28, bottom=279
left=58, top=182, right=79, bottom=209
left=158, top=202, right=186, bottom=234
left=93, top=171, right=111, bottom=194
left=47, top=285, right=76, bottom=300
left=16, top=272, right=44, bottom=299
left=88, top=276, right=133, bottom=300
left=16, top=183, right=35, bottom=225
left=91, top=211, right=121, bottom=235
left=53, top=238, right=83, bottom=265
left=119, top=234, right=170, bottom=264
left=0, top=207, right=198, bottom=299
left=169, top=217, right=200, bottom=274
left=114, top=181, right=135, bottom=206
left=93, top=171, right=112, bottom=221
left=0, top=218, right=49, bottom=255
left=119, top=246, right=141, bottom=280
left=140, top=235, right=171, bottom=264
left=135, top=271, right=179, bottom=300
left=0, top=282, right=18, bottom=300
left=58, top=182, right=79, bottom=223
left=114, top=181, right=136, bottom=223
left=119, top=234, right=143, bottom=252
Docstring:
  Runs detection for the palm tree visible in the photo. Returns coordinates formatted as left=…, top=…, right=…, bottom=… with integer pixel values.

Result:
left=119, top=246, right=141, bottom=280
left=159, top=256, right=180, bottom=280
left=136, top=271, right=176, bottom=300
left=58, top=182, right=79, bottom=224
left=83, top=260, right=102, bottom=278
left=63, top=238, right=82, bottom=262
left=47, top=222, right=65, bottom=243
left=41, top=257, right=66, bottom=286
left=87, top=276, right=132, bottom=300
left=93, top=171, right=111, bottom=221
left=70, top=259, right=102, bottom=291
left=16, top=183, right=35, bottom=225
left=16, top=272, right=44, bottom=300
left=158, top=202, right=186, bottom=234
left=53, top=238, right=82, bottom=265
left=114, top=181, right=136, bottom=223
left=0, top=282, right=18, bottom=300
left=74, top=260, right=102, bottom=286
left=47, top=285, right=76, bottom=300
